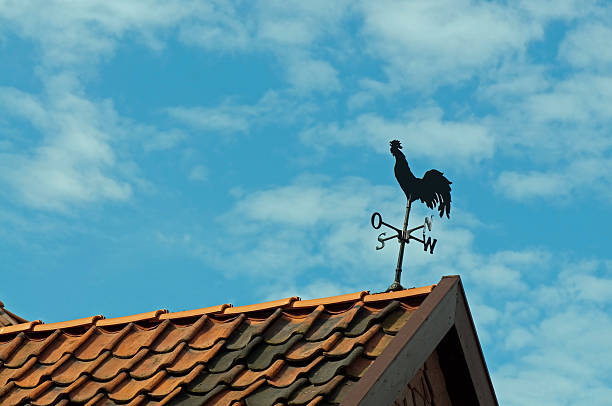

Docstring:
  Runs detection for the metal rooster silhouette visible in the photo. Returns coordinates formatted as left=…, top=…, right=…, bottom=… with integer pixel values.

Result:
left=370, top=140, right=452, bottom=291
left=390, top=140, right=451, bottom=218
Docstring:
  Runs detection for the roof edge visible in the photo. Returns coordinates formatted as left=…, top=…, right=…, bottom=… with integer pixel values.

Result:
left=454, top=277, right=499, bottom=405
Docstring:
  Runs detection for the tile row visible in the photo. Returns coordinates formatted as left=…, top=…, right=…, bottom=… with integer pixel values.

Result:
left=0, top=290, right=429, bottom=405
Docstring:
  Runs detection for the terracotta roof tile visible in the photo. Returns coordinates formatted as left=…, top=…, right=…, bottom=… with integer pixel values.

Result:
left=159, top=304, right=231, bottom=320
left=0, top=285, right=433, bottom=405
left=96, top=309, right=167, bottom=327
left=0, top=320, right=42, bottom=335
left=31, top=315, right=104, bottom=332
left=224, top=297, right=299, bottom=315
left=267, top=356, right=323, bottom=388
left=289, top=292, right=368, bottom=309
left=363, top=285, right=434, bottom=302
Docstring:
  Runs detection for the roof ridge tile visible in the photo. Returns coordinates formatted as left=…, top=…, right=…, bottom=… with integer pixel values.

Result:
left=363, top=285, right=435, bottom=303
left=160, top=304, right=231, bottom=320
left=0, top=320, right=42, bottom=335
left=96, top=309, right=167, bottom=327
left=224, top=297, right=299, bottom=315
left=0, top=286, right=433, bottom=339
left=32, top=316, right=104, bottom=332
left=290, top=292, right=369, bottom=309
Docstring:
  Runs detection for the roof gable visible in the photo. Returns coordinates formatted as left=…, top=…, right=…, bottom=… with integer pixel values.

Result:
left=342, top=276, right=498, bottom=406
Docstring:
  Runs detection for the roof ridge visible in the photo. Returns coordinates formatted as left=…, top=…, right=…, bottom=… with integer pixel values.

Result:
left=0, top=285, right=435, bottom=337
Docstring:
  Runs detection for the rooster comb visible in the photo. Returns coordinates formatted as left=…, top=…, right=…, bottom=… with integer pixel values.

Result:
left=390, top=140, right=402, bottom=150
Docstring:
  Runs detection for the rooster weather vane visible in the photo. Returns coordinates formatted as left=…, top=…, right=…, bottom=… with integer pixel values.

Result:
left=372, top=140, right=452, bottom=292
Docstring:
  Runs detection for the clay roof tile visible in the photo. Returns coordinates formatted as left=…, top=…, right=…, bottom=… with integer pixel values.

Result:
left=96, top=309, right=167, bottom=327
left=0, top=284, right=435, bottom=405
left=224, top=297, right=300, bottom=315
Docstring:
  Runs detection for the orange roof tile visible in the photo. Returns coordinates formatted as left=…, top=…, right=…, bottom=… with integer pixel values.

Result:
left=0, top=285, right=436, bottom=405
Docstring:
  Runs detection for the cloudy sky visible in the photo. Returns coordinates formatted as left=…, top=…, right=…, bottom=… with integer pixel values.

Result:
left=1, top=1, right=611, bottom=404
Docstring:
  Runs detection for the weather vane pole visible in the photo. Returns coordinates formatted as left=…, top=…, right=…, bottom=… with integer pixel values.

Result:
left=371, top=140, right=452, bottom=292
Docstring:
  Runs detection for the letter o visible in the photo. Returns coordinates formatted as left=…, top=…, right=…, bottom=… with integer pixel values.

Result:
left=371, top=212, right=382, bottom=229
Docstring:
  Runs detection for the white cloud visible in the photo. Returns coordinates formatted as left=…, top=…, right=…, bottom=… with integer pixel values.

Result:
left=484, top=58, right=612, bottom=202
left=357, top=0, right=540, bottom=89
left=182, top=0, right=351, bottom=93
left=0, top=1, right=206, bottom=69
left=177, top=2, right=251, bottom=51
left=522, top=74, right=612, bottom=126
left=0, top=1, right=347, bottom=93
left=301, top=107, right=494, bottom=166
left=285, top=56, right=341, bottom=93
left=167, top=106, right=251, bottom=134
left=496, top=170, right=568, bottom=200
left=141, top=128, right=185, bottom=152
left=0, top=76, right=134, bottom=211
left=205, top=176, right=530, bottom=293
left=560, top=22, right=612, bottom=70
left=489, top=258, right=612, bottom=406
left=497, top=158, right=612, bottom=201
left=517, top=0, right=598, bottom=21
left=167, top=91, right=317, bottom=134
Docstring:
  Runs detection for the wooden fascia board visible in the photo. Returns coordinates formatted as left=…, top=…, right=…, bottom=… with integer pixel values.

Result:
left=454, top=279, right=499, bottom=406
left=341, top=275, right=460, bottom=406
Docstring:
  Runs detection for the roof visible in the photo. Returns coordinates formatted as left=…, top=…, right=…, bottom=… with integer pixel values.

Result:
left=0, top=301, right=28, bottom=327
left=0, top=285, right=436, bottom=405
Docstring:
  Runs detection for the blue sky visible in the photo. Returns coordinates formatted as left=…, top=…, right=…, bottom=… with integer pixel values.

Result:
left=1, top=1, right=611, bottom=404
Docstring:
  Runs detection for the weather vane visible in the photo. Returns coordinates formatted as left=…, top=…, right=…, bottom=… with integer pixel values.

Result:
left=371, top=140, right=452, bottom=291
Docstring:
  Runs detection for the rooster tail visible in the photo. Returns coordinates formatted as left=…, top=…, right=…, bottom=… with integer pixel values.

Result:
left=421, top=169, right=452, bottom=218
